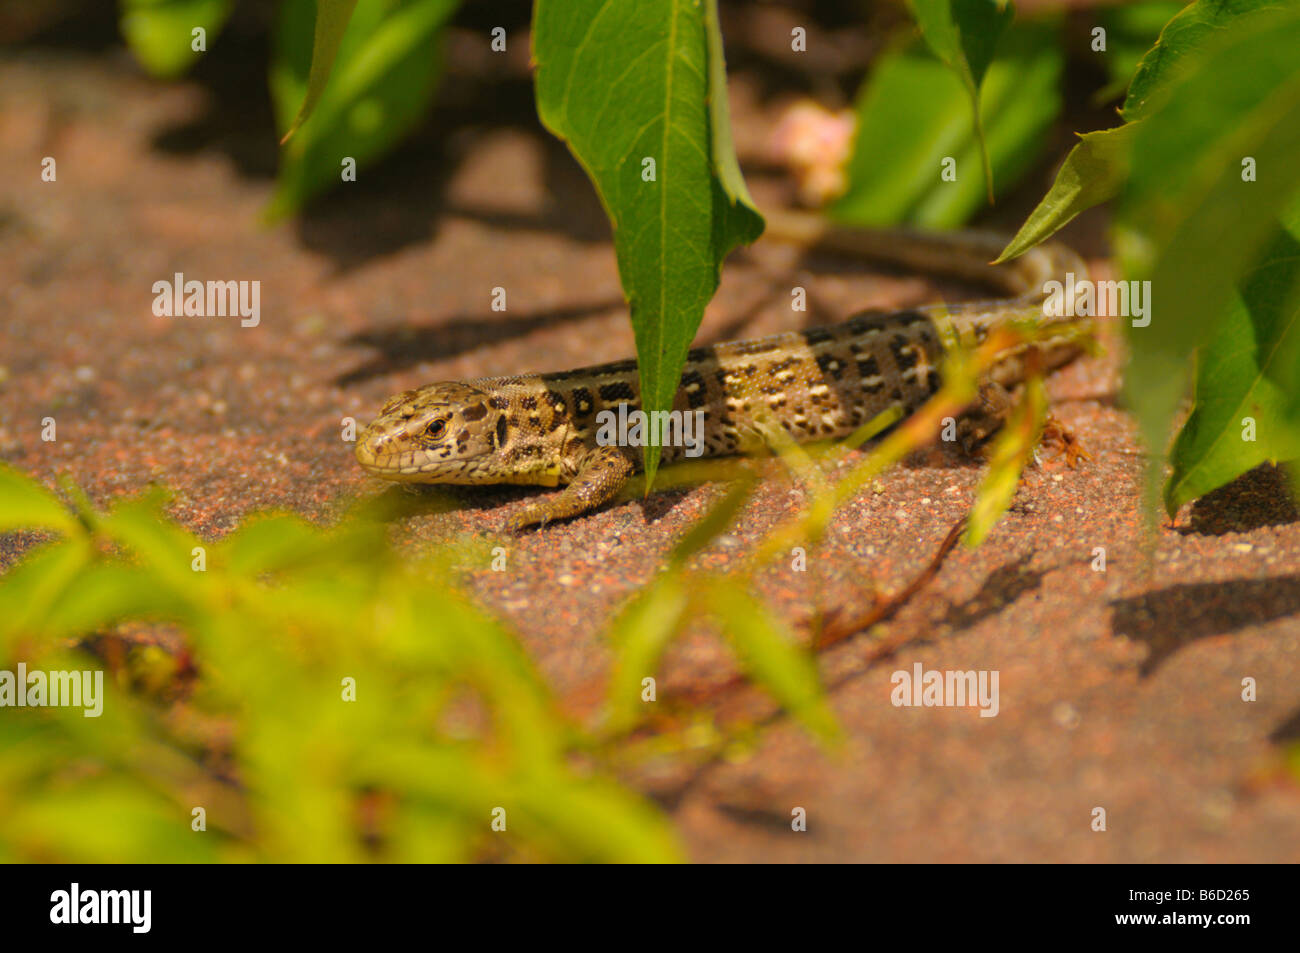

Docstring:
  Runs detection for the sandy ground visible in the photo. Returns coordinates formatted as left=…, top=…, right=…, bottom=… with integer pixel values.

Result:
left=2, top=6, right=1298, bottom=862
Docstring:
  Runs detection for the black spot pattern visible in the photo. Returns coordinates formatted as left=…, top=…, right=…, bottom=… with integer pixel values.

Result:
left=599, top=381, right=635, bottom=403
left=679, top=370, right=708, bottom=409
left=890, top=335, right=919, bottom=371
left=816, top=353, right=844, bottom=379
left=571, top=387, right=594, bottom=416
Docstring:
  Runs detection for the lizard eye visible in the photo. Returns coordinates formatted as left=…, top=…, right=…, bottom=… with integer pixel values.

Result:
left=423, top=418, right=447, bottom=441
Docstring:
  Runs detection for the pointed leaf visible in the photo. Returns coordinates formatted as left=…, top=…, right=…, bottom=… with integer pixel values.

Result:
left=533, top=0, right=763, bottom=486
left=996, top=123, right=1136, bottom=263
left=278, top=0, right=360, bottom=143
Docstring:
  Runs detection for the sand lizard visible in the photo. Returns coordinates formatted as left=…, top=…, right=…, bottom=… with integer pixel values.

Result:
left=355, top=214, right=1092, bottom=529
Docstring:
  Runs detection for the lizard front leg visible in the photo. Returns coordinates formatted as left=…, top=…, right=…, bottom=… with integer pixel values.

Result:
left=509, top=445, right=633, bottom=530
left=956, top=379, right=1016, bottom=455
left=956, top=379, right=1089, bottom=466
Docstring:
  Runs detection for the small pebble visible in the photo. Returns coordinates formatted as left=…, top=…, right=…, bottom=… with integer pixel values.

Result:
left=1052, top=702, right=1081, bottom=730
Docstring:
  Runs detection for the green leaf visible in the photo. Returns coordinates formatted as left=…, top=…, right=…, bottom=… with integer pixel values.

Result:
left=533, top=0, right=764, bottom=487
left=1093, top=2, right=1188, bottom=105
left=269, top=0, right=456, bottom=217
left=704, top=0, right=763, bottom=249
left=1165, top=212, right=1300, bottom=512
left=277, top=0, right=360, bottom=143
left=1115, top=5, right=1300, bottom=515
left=0, top=466, right=78, bottom=536
left=833, top=18, right=1062, bottom=229
left=1122, top=0, right=1278, bottom=122
left=97, top=494, right=209, bottom=596
left=710, top=580, right=840, bottom=744
left=0, top=540, right=91, bottom=653
left=39, top=563, right=199, bottom=639
left=10, top=779, right=219, bottom=863
left=910, top=0, right=1016, bottom=202
left=996, top=123, right=1137, bottom=262
left=119, top=0, right=233, bottom=78
left=220, top=512, right=387, bottom=578
left=513, top=776, right=685, bottom=863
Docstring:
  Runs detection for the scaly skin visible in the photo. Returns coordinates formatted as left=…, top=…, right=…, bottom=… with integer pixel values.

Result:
left=355, top=219, right=1092, bottom=528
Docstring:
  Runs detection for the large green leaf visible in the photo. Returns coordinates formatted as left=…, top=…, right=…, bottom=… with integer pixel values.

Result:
left=909, top=0, right=1016, bottom=203
left=1000, top=0, right=1278, bottom=261
left=268, top=0, right=456, bottom=218
left=1121, top=0, right=1280, bottom=121
left=833, top=18, right=1062, bottom=228
left=1116, top=5, right=1300, bottom=515
left=119, top=0, right=234, bottom=78
left=1165, top=209, right=1300, bottom=512
left=533, top=0, right=764, bottom=486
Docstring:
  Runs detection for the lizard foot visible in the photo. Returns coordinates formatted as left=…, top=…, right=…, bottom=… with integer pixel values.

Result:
left=1041, top=414, right=1090, bottom=468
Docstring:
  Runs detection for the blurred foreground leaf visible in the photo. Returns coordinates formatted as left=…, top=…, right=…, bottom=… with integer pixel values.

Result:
left=0, top=465, right=682, bottom=862
left=834, top=17, right=1062, bottom=228
left=120, top=0, right=233, bottom=78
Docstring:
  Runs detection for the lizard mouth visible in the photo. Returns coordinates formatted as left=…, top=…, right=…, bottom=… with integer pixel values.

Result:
left=355, top=429, right=469, bottom=481
left=354, top=430, right=427, bottom=478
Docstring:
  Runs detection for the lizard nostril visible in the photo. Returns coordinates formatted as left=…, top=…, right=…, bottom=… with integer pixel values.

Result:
left=355, top=430, right=389, bottom=467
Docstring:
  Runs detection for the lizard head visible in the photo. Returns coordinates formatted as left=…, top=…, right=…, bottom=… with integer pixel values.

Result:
left=355, top=382, right=505, bottom=484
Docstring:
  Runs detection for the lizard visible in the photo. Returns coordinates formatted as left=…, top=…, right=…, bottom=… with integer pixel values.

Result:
left=354, top=211, right=1093, bottom=530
